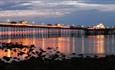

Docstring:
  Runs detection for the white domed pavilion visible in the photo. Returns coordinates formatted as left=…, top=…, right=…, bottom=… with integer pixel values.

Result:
left=93, top=23, right=105, bottom=29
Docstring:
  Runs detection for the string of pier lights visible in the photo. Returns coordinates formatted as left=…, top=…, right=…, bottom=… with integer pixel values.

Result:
left=5, top=19, right=78, bottom=29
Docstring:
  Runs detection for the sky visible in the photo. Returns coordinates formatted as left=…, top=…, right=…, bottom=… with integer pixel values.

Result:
left=0, top=0, right=115, bottom=26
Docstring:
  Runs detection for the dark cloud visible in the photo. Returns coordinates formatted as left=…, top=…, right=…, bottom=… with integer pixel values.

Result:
left=0, top=0, right=115, bottom=25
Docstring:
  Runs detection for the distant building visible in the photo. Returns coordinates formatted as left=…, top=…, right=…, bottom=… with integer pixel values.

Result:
left=89, top=23, right=105, bottom=29
left=93, top=23, right=105, bottom=29
left=55, top=24, right=64, bottom=27
left=10, top=21, right=17, bottom=24
left=69, top=25, right=82, bottom=28
left=19, top=20, right=28, bottom=24
left=47, top=24, right=53, bottom=26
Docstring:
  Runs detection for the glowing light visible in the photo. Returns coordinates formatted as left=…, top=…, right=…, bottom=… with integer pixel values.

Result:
left=93, top=23, right=105, bottom=29
left=7, top=49, right=11, bottom=57
left=92, top=35, right=104, bottom=54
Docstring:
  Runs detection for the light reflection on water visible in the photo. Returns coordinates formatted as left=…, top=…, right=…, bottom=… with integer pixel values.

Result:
left=0, top=34, right=115, bottom=58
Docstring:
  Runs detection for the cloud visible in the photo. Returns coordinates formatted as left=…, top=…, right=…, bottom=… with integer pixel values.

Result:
left=73, top=2, right=115, bottom=11
left=0, top=10, right=67, bottom=17
left=0, top=0, right=115, bottom=17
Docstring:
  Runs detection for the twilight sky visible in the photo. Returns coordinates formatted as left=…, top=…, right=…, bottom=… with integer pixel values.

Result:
left=0, top=0, right=115, bottom=26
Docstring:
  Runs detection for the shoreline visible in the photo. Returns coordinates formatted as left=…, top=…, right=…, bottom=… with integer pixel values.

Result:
left=1, top=55, right=115, bottom=70
left=0, top=42, right=115, bottom=70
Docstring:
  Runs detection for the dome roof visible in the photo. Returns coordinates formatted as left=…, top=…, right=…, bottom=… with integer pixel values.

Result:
left=93, top=23, right=105, bottom=29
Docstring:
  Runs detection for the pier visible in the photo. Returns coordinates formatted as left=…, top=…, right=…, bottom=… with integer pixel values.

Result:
left=0, top=22, right=84, bottom=39
left=0, top=22, right=115, bottom=39
left=85, top=28, right=115, bottom=35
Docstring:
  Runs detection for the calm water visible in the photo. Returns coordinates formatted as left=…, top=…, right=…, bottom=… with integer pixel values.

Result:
left=0, top=33, right=115, bottom=57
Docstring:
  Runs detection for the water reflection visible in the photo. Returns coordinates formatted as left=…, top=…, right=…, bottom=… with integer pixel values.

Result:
left=88, top=35, right=104, bottom=55
left=0, top=34, right=115, bottom=57
left=0, top=37, right=72, bottom=54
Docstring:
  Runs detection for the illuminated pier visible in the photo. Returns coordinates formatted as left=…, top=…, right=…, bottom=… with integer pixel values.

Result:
left=0, top=21, right=84, bottom=39
left=85, top=23, right=115, bottom=35
left=0, top=22, right=115, bottom=39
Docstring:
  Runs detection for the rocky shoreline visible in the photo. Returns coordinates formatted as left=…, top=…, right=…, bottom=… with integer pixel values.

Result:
left=0, top=55, right=115, bottom=70
left=0, top=42, right=115, bottom=70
